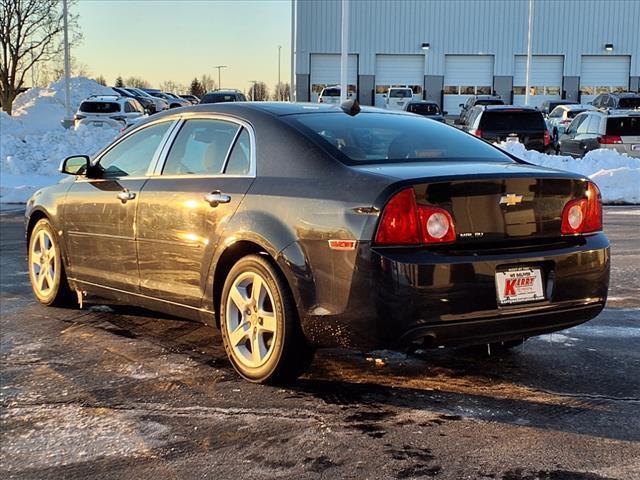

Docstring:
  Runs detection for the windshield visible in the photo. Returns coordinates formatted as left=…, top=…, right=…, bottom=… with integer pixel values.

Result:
left=480, top=110, right=545, bottom=130
left=407, top=103, right=440, bottom=115
left=201, top=93, right=237, bottom=103
left=389, top=89, right=412, bottom=98
left=568, top=109, right=587, bottom=118
left=79, top=101, right=120, bottom=113
left=288, top=112, right=513, bottom=165
left=322, top=88, right=340, bottom=97
left=618, top=97, right=640, bottom=109
left=606, top=117, right=640, bottom=136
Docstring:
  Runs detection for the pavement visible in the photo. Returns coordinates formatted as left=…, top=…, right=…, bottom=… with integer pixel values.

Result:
left=1, top=206, right=639, bottom=480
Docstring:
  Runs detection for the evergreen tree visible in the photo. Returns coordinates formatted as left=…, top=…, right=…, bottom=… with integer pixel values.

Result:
left=190, top=78, right=204, bottom=97
left=115, top=76, right=124, bottom=87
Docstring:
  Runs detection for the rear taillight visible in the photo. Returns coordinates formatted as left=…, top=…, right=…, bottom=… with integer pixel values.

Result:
left=471, top=129, right=482, bottom=137
left=374, top=188, right=456, bottom=245
left=561, top=182, right=602, bottom=235
left=598, top=135, right=622, bottom=144
left=544, top=130, right=551, bottom=146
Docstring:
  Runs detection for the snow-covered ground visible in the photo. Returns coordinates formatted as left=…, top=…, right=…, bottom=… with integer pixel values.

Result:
left=497, top=142, right=640, bottom=204
left=1, top=77, right=639, bottom=204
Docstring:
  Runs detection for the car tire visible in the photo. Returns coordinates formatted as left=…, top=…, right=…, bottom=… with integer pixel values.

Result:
left=220, top=254, right=314, bottom=384
left=28, top=218, right=76, bottom=307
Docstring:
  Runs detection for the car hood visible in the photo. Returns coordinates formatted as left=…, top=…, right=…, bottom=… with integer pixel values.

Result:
left=350, top=160, right=586, bottom=182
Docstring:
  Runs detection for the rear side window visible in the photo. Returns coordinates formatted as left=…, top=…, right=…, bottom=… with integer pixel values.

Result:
left=201, top=93, right=236, bottom=103
left=480, top=111, right=545, bottom=130
left=163, top=119, right=240, bottom=175
left=225, top=128, right=252, bottom=175
left=606, top=117, right=640, bottom=136
left=79, top=101, right=120, bottom=113
left=407, top=103, right=439, bottom=115
left=288, top=112, right=512, bottom=165
left=618, top=97, right=640, bottom=109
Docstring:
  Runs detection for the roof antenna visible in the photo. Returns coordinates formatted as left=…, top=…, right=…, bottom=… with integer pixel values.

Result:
left=340, top=97, right=361, bottom=116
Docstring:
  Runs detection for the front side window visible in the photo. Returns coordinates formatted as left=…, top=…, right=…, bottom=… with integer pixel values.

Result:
left=97, top=122, right=172, bottom=177
left=288, top=112, right=513, bottom=165
left=163, top=119, right=239, bottom=175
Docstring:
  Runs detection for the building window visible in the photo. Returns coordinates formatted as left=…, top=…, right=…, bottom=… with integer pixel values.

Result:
left=611, top=86, right=627, bottom=93
left=513, top=86, right=526, bottom=95
left=476, top=86, right=492, bottom=95
left=580, top=86, right=594, bottom=95
left=596, top=86, right=610, bottom=94
left=443, top=86, right=459, bottom=95
left=460, top=86, right=475, bottom=94
left=545, top=86, right=561, bottom=95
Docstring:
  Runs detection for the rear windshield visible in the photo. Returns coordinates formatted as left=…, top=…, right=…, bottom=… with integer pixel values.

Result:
left=201, top=93, right=237, bottom=103
left=568, top=109, right=587, bottom=118
left=79, top=101, right=120, bottom=113
left=475, top=99, right=504, bottom=106
left=480, top=110, right=545, bottom=130
left=389, top=89, right=412, bottom=98
left=407, top=103, right=440, bottom=115
left=322, top=88, right=340, bottom=97
left=288, top=112, right=513, bottom=165
left=606, top=116, right=640, bottom=136
left=618, top=97, right=640, bottom=109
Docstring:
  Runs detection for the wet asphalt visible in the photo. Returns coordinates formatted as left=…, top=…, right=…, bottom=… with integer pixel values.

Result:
left=1, top=206, right=639, bottom=480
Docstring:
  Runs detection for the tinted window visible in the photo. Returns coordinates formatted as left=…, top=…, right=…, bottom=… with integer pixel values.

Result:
left=474, top=99, right=504, bottom=106
left=549, top=107, right=563, bottom=118
left=606, top=117, right=640, bottom=136
left=407, top=103, right=440, bottom=115
left=389, top=89, right=412, bottom=98
left=79, top=101, right=120, bottom=113
left=289, top=113, right=513, bottom=165
left=322, top=88, right=340, bottom=97
left=98, top=122, right=172, bottom=177
left=201, top=93, right=237, bottom=103
left=618, top=97, right=640, bottom=109
left=225, top=128, right=251, bottom=175
left=567, top=109, right=587, bottom=118
left=479, top=111, right=545, bottom=130
left=163, top=119, right=239, bottom=175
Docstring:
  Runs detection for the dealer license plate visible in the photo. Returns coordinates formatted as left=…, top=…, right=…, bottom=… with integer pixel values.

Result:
left=495, top=267, right=544, bottom=305
left=92, top=121, right=103, bottom=127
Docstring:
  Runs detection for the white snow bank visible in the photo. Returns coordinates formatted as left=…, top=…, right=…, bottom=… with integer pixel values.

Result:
left=1, top=78, right=119, bottom=203
left=498, top=142, right=640, bottom=204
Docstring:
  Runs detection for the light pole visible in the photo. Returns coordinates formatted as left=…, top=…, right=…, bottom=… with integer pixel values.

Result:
left=249, top=80, right=257, bottom=101
left=421, top=43, right=430, bottom=100
left=213, top=65, right=227, bottom=90
left=61, top=0, right=73, bottom=129
left=277, top=45, right=282, bottom=100
left=290, top=0, right=296, bottom=102
left=524, top=0, right=534, bottom=106
left=339, top=0, right=349, bottom=104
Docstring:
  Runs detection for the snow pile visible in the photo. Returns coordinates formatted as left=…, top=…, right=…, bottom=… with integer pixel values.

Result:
left=1, top=78, right=119, bottom=203
left=498, top=142, right=640, bottom=204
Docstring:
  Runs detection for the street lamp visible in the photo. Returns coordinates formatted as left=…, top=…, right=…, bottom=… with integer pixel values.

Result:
left=277, top=45, right=282, bottom=100
left=213, top=65, right=227, bottom=89
left=421, top=43, right=430, bottom=100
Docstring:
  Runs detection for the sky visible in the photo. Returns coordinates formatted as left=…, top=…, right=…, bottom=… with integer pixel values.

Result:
left=73, top=0, right=292, bottom=92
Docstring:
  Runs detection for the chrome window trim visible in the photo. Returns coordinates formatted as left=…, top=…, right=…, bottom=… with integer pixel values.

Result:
left=152, top=113, right=257, bottom=179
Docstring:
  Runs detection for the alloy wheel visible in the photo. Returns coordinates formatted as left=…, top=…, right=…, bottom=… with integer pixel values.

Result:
left=29, top=229, right=58, bottom=297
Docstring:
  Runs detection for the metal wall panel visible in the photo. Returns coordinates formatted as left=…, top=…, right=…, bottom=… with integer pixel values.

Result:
left=296, top=0, right=640, bottom=78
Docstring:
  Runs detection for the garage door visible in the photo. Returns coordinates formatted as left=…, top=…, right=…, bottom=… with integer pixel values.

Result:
left=310, top=54, right=358, bottom=103
left=580, top=55, right=630, bottom=103
left=444, top=55, right=494, bottom=115
left=374, top=55, right=424, bottom=107
left=513, top=55, right=563, bottom=107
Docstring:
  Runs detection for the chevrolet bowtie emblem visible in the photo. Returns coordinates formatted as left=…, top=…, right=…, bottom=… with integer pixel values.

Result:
left=499, top=193, right=524, bottom=206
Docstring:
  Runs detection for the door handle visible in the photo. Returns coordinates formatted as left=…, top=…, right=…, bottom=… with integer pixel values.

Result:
left=204, top=191, right=231, bottom=207
left=117, top=189, right=136, bottom=203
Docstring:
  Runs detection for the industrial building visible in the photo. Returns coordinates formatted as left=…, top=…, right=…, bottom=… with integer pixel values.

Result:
left=294, top=0, right=640, bottom=113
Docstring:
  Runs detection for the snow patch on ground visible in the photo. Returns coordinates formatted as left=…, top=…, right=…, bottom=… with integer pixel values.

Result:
left=1, top=78, right=119, bottom=203
left=497, top=142, right=640, bottom=204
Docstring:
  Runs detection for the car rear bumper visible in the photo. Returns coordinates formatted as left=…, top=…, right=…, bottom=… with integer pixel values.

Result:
left=300, top=233, right=609, bottom=350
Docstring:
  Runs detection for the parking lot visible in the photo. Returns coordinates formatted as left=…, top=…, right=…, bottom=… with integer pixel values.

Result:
left=1, top=207, right=639, bottom=480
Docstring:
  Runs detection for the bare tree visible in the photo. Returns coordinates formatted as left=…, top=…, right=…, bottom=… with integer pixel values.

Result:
left=200, top=74, right=216, bottom=93
left=159, top=80, right=186, bottom=93
left=248, top=81, right=269, bottom=101
left=0, top=0, right=79, bottom=114
left=124, top=76, right=150, bottom=89
left=272, top=82, right=290, bottom=101
left=95, top=74, right=106, bottom=86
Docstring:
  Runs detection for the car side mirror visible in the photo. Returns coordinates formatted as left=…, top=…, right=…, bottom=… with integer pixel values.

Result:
left=382, top=94, right=387, bottom=98
left=60, top=155, right=90, bottom=176
left=459, top=103, right=464, bottom=108
left=442, top=111, right=448, bottom=115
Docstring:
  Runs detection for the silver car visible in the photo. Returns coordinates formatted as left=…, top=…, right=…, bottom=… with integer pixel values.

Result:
left=546, top=104, right=596, bottom=145
left=558, top=110, right=640, bottom=158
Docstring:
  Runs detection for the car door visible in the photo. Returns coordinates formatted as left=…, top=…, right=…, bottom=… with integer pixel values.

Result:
left=136, top=116, right=255, bottom=307
left=63, top=120, right=176, bottom=292
left=558, top=114, right=585, bottom=156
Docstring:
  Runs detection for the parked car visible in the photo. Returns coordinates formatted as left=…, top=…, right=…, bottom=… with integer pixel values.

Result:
left=74, top=95, right=146, bottom=129
left=111, top=86, right=156, bottom=114
left=466, top=105, right=550, bottom=152
left=179, top=94, right=200, bottom=104
left=456, top=95, right=504, bottom=126
left=539, top=100, right=577, bottom=117
left=317, top=85, right=355, bottom=104
left=557, top=109, right=640, bottom=158
left=142, top=89, right=190, bottom=109
left=200, top=89, right=247, bottom=103
left=124, top=87, right=169, bottom=113
left=590, top=92, right=640, bottom=111
left=383, top=87, right=414, bottom=110
left=27, top=103, right=609, bottom=383
left=403, top=100, right=446, bottom=122
left=546, top=104, right=597, bottom=145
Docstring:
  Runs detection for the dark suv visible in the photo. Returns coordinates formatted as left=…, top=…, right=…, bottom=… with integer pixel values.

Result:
left=590, top=92, right=640, bottom=110
left=456, top=95, right=504, bottom=126
left=200, top=90, right=247, bottom=104
left=466, top=105, right=550, bottom=152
